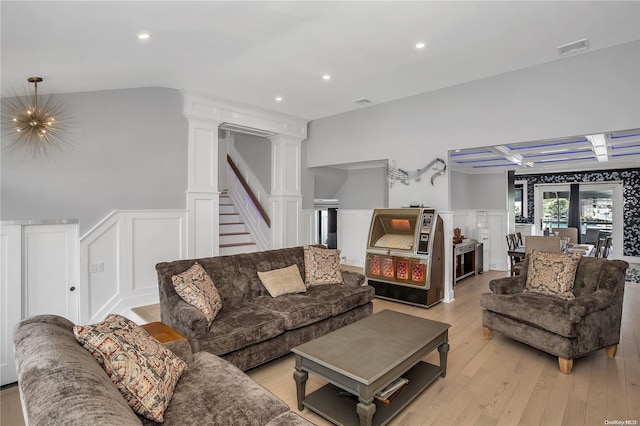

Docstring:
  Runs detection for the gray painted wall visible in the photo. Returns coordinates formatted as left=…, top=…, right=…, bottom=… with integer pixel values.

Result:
left=305, top=41, right=640, bottom=211
left=1, top=87, right=187, bottom=234
left=233, top=133, right=272, bottom=192
left=335, top=167, right=388, bottom=209
left=451, top=171, right=506, bottom=210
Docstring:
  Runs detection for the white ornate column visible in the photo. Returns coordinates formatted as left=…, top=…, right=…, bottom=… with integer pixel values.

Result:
left=270, top=135, right=304, bottom=248
left=185, top=118, right=221, bottom=258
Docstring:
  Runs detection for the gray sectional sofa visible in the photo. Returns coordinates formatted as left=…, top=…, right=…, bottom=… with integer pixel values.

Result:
left=156, top=245, right=375, bottom=371
left=13, top=315, right=315, bottom=426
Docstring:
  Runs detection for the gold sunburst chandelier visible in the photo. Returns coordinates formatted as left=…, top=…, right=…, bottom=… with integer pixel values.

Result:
left=2, top=77, right=71, bottom=158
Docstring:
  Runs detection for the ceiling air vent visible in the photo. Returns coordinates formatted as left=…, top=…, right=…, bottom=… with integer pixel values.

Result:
left=557, top=38, right=589, bottom=56
left=352, top=98, right=373, bottom=106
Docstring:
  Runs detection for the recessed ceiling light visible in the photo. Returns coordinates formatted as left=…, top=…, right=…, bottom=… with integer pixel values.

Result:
left=138, top=33, right=151, bottom=40
left=415, top=42, right=426, bottom=49
left=322, top=74, right=331, bottom=81
left=275, top=97, right=283, bottom=102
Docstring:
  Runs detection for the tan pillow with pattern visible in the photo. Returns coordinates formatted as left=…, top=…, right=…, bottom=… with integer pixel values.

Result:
left=74, top=314, right=187, bottom=422
left=524, top=249, right=582, bottom=300
left=303, top=245, right=343, bottom=286
left=172, top=262, right=222, bottom=325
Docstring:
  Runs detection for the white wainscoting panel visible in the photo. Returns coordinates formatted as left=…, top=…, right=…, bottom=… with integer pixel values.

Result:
left=80, top=210, right=187, bottom=323
left=1, top=225, right=21, bottom=385
left=337, top=209, right=373, bottom=267
left=187, top=193, right=219, bottom=258
left=301, top=209, right=318, bottom=245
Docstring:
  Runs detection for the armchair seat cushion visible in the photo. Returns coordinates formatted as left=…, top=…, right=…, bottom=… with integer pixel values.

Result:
left=304, top=283, right=375, bottom=316
left=249, top=294, right=331, bottom=330
left=197, top=305, right=285, bottom=355
left=480, top=292, right=582, bottom=338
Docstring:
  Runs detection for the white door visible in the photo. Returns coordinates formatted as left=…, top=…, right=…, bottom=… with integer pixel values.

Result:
left=23, top=224, right=80, bottom=322
left=1, top=225, right=22, bottom=386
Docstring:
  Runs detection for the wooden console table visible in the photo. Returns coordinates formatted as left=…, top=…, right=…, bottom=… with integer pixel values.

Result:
left=453, top=242, right=477, bottom=282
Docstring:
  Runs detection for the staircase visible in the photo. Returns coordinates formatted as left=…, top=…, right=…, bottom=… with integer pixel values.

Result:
left=219, top=191, right=257, bottom=255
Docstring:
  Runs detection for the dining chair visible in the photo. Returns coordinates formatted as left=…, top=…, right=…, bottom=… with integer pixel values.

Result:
left=525, top=235, right=562, bottom=253
left=506, top=234, right=523, bottom=276
left=602, top=236, right=613, bottom=258
left=552, top=227, right=579, bottom=244
left=515, top=232, right=523, bottom=246
left=594, top=238, right=605, bottom=258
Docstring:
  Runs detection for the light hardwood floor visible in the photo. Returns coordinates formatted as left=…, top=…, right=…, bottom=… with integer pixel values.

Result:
left=2, top=270, right=638, bottom=426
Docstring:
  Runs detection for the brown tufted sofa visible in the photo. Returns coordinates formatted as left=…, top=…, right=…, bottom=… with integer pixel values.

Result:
left=481, top=255, right=628, bottom=374
left=156, top=245, right=375, bottom=371
left=13, top=315, right=315, bottom=426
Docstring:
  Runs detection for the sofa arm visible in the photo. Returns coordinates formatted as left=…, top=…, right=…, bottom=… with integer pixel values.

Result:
left=163, top=338, right=194, bottom=364
left=164, top=300, right=210, bottom=339
left=342, top=270, right=366, bottom=287
left=489, top=276, right=526, bottom=294
left=567, top=288, right=614, bottom=318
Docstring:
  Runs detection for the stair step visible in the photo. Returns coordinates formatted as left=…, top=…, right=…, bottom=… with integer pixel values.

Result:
left=220, top=222, right=248, bottom=233
left=220, top=213, right=242, bottom=224
left=220, top=204, right=237, bottom=214
left=220, top=232, right=253, bottom=245
left=219, top=242, right=257, bottom=255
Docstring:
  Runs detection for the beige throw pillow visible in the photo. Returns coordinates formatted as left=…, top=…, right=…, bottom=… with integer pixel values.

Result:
left=257, top=264, right=307, bottom=298
left=303, top=245, right=343, bottom=286
left=524, top=249, right=582, bottom=300
left=74, top=314, right=187, bottom=422
left=172, top=262, right=222, bottom=326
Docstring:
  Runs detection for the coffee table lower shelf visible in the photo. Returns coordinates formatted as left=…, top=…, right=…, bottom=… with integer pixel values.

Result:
left=302, top=361, right=441, bottom=426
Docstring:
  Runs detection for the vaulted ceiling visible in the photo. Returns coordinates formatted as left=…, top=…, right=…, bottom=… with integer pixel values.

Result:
left=2, top=1, right=639, bottom=121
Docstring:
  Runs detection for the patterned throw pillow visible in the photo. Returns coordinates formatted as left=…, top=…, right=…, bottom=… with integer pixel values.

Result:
left=172, top=262, right=222, bottom=326
left=303, top=245, right=343, bottom=286
left=74, top=314, right=187, bottom=422
left=257, top=264, right=307, bottom=297
left=524, top=249, right=582, bottom=300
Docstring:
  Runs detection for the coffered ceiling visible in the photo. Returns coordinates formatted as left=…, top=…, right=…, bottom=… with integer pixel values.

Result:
left=450, top=128, right=640, bottom=174
left=2, top=1, right=639, bottom=121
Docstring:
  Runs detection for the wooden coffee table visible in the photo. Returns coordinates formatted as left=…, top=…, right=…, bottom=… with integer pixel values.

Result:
left=292, top=309, right=450, bottom=426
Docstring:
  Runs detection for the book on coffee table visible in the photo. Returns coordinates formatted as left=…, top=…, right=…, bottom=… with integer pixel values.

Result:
left=375, top=377, right=409, bottom=402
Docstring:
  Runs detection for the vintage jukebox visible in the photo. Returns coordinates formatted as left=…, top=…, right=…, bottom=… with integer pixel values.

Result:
left=365, top=208, right=445, bottom=307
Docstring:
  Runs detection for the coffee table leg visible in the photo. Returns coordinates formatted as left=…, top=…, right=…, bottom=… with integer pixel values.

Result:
left=356, top=399, right=376, bottom=426
left=438, top=341, right=450, bottom=378
left=293, top=369, right=308, bottom=411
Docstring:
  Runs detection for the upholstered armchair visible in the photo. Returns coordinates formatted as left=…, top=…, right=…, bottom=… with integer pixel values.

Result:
left=481, top=253, right=628, bottom=374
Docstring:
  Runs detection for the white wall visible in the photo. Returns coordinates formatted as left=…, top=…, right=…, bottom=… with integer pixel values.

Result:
left=1, top=87, right=188, bottom=235
left=451, top=171, right=507, bottom=210
left=305, top=41, right=640, bottom=211
left=233, top=133, right=272, bottom=192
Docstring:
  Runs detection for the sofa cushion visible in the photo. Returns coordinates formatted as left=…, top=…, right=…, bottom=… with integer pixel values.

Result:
left=196, top=304, right=286, bottom=355
left=303, top=245, right=343, bottom=286
left=524, top=249, right=582, bottom=300
left=304, top=283, right=375, bottom=316
left=257, top=264, right=308, bottom=298
left=74, top=314, right=187, bottom=422
left=142, top=352, right=291, bottom=425
left=172, top=262, right=222, bottom=325
left=480, top=292, right=581, bottom=337
left=249, top=294, right=331, bottom=330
